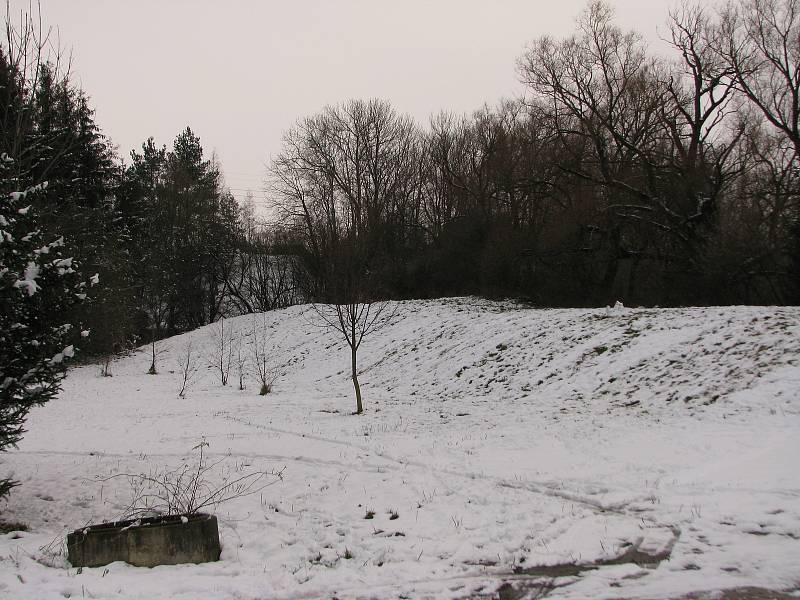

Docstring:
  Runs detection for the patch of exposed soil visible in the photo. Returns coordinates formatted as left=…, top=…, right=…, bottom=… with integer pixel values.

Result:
left=468, top=535, right=674, bottom=599
left=678, top=587, right=800, bottom=600
left=0, top=520, right=28, bottom=534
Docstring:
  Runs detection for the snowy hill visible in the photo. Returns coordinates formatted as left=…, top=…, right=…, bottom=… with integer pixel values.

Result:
left=1, top=298, right=799, bottom=599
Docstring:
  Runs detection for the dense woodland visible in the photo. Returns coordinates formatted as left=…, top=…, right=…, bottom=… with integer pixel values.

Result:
left=3, top=0, right=800, bottom=364
left=275, top=1, right=800, bottom=311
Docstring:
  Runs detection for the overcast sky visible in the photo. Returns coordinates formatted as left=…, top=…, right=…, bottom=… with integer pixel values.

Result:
left=16, top=1, right=676, bottom=208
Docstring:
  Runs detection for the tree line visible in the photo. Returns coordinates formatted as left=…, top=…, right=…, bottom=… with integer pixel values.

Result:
left=0, top=7, right=304, bottom=495
left=2, top=0, right=798, bottom=373
left=1, top=20, right=304, bottom=363
left=6, top=0, right=798, bottom=368
left=0, top=0, right=800, bottom=400
left=272, top=0, right=800, bottom=308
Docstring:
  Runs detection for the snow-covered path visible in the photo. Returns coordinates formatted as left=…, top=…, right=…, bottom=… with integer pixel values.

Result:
left=1, top=299, right=798, bottom=599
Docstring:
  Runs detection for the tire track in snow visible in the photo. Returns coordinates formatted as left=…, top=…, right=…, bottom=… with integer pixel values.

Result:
left=10, top=448, right=396, bottom=478
left=217, top=413, right=666, bottom=520
left=265, top=569, right=571, bottom=600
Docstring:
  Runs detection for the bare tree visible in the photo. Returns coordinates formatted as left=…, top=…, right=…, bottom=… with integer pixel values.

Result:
left=311, top=241, right=395, bottom=414
left=147, top=335, right=170, bottom=375
left=516, top=0, right=752, bottom=302
left=0, top=1, right=72, bottom=183
left=518, top=1, right=673, bottom=300
left=100, top=352, right=113, bottom=378
left=270, top=98, right=423, bottom=295
left=720, top=0, right=800, bottom=156
left=664, top=3, right=743, bottom=183
left=177, top=341, right=199, bottom=398
left=250, top=314, right=279, bottom=395
left=270, top=99, right=414, bottom=411
left=234, top=334, right=247, bottom=391
left=716, top=0, right=800, bottom=299
left=219, top=205, right=304, bottom=316
left=207, top=317, right=233, bottom=386
left=313, top=299, right=392, bottom=415
left=148, top=336, right=158, bottom=375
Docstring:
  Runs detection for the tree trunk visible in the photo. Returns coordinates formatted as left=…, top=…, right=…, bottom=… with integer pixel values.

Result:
left=351, top=344, right=363, bottom=414
left=626, top=256, right=640, bottom=305
left=148, top=335, right=157, bottom=375
left=597, top=256, right=620, bottom=307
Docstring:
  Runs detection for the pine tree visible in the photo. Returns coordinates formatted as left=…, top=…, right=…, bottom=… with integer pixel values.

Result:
left=24, top=69, right=128, bottom=357
left=122, top=128, right=241, bottom=338
left=122, top=138, right=171, bottom=341
left=0, top=6, right=103, bottom=499
left=0, top=156, right=95, bottom=498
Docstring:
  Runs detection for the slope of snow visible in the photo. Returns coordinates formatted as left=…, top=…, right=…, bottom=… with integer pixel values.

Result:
left=1, top=298, right=798, bottom=599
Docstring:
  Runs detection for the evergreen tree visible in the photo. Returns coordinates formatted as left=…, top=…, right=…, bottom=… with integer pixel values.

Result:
left=121, top=128, right=241, bottom=340
left=0, top=157, right=95, bottom=498
left=24, top=70, right=129, bottom=356
left=120, top=138, right=170, bottom=341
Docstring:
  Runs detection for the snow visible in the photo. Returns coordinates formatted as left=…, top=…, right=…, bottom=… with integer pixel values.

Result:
left=14, top=261, right=41, bottom=296
left=0, top=298, right=798, bottom=599
left=53, top=258, right=73, bottom=268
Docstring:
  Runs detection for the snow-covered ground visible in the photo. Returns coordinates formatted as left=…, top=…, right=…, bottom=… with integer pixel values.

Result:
left=1, top=298, right=799, bottom=599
